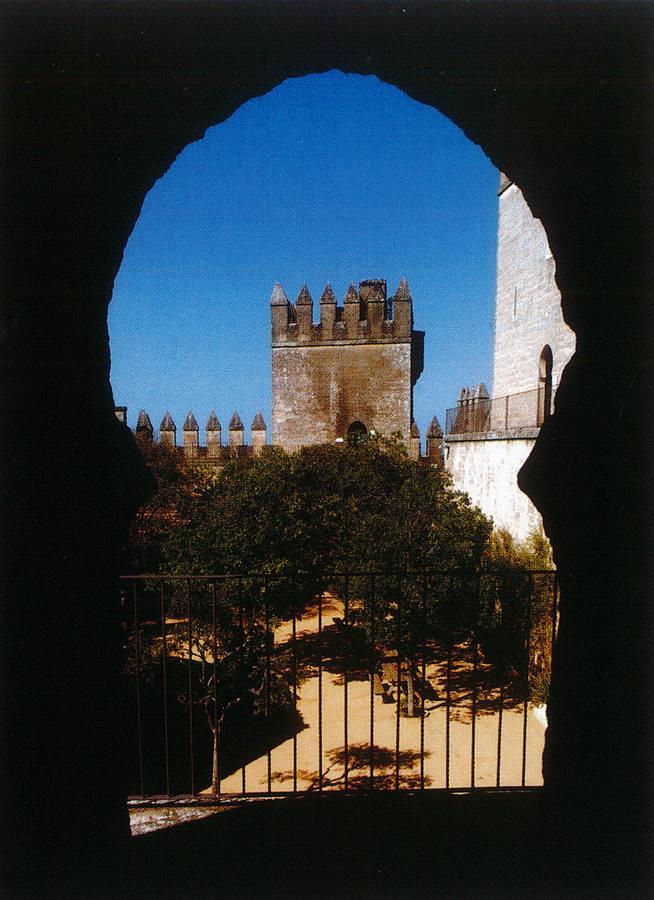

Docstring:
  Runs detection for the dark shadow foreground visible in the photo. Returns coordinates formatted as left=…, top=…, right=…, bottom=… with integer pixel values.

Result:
left=27, top=791, right=650, bottom=899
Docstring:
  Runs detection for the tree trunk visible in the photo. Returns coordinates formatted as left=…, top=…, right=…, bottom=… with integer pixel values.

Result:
left=406, top=664, right=415, bottom=718
left=211, top=726, right=220, bottom=794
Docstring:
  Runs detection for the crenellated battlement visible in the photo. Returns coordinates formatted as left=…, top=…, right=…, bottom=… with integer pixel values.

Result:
left=117, top=405, right=443, bottom=465
left=122, top=408, right=269, bottom=463
left=271, top=278, right=415, bottom=345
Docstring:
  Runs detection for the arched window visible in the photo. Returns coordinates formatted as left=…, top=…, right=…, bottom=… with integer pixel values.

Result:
left=537, top=345, right=553, bottom=425
left=347, top=421, right=368, bottom=447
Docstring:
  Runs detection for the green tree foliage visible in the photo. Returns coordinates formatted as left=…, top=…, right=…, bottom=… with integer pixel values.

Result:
left=129, top=441, right=219, bottom=571
left=151, top=437, right=493, bottom=723
left=479, top=528, right=556, bottom=704
left=162, top=436, right=492, bottom=581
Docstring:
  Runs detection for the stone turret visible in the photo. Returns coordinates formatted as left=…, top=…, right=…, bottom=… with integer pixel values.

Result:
left=206, top=410, right=222, bottom=459
left=159, top=412, right=176, bottom=448
left=229, top=411, right=244, bottom=451
left=251, top=411, right=267, bottom=456
left=183, top=411, right=199, bottom=458
left=135, top=410, right=153, bottom=443
left=409, top=420, right=421, bottom=460
left=426, top=416, right=443, bottom=463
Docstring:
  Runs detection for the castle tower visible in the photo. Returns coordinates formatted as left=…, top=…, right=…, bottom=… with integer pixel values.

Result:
left=229, top=411, right=244, bottom=452
left=493, top=174, right=575, bottom=405
left=206, top=411, right=222, bottom=459
left=135, top=409, right=153, bottom=443
left=409, top=420, right=421, bottom=460
left=443, top=175, right=576, bottom=541
left=183, top=411, right=199, bottom=459
left=271, top=278, right=424, bottom=451
left=159, top=412, right=177, bottom=448
left=251, top=411, right=267, bottom=456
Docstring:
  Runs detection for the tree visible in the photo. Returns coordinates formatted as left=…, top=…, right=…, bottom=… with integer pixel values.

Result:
left=162, top=436, right=491, bottom=578
left=160, top=436, right=492, bottom=719
left=479, top=528, right=556, bottom=703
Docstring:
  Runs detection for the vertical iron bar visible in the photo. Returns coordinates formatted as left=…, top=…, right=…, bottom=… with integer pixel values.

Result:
left=496, top=573, right=506, bottom=787
left=265, top=577, right=272, bottom=794
left=186, top=579, right=195, bottom=795
left=395, top=575, right=401, bottom=791
left=521, top=574, right=533, bottom=787
left=343, top=576, right=350, bottom=792
left=292, top=589, right=298, bottom=794
left=239, top=578, right=246, bottom=794
left=496, top=682, right=504, bottom=788
left=446, top=643, right=452, bottom=790
left=212, top=581, right=220, bottom=798
left=160, top=582, right=170, bottom=797
left=550, top=572, right=559, bottom=679
left=471, top=630, right=478, bottom=789
left=420, top=576, right=427, bottom=791
left=369, top=574, right=376, bottom=790
left=318, top=583, right=323, bottom=792
left=133, top=581, right=144, bottom=797
left=471, top=572, right=480, bottom=788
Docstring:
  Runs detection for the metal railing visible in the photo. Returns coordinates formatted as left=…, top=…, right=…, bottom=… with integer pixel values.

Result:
left=445, top=388, right=550, bottom=434
left=121, top=570, right=557, bottom=803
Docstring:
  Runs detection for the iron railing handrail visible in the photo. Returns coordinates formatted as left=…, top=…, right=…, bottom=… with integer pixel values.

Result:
left=445, top=386, right=550, bottom=435
left=121, top=568, right=556, bottom=580
left=123, top=569, right=558, bottom=802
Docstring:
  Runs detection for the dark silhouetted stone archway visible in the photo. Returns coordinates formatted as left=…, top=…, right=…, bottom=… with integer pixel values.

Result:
left=2, top=0, right=652, bottom=891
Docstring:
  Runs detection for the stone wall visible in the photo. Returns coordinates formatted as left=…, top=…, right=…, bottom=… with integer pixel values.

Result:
left=445, top=432, right=542, bottom=541
left=272, top=342, right=412, bottom=450
left=493, top=182, right=576, bottom=400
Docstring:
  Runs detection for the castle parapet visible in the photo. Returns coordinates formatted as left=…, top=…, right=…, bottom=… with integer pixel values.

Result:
left=270, top=278, right=415, bottom=345
left=119, top=406, right=267, bottom=463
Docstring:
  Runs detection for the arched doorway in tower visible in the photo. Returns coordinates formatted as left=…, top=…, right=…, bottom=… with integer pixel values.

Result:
left=537, top=344, right=553, bottom=426
left=347, top=420, right=368, bottom=446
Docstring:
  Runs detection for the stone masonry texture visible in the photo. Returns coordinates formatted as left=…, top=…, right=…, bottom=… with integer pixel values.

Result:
left=272, top=343, right=412, bottom=450
left=493, top=182, right=575, bottom=400
left=271, top=280, right=421, bottom=451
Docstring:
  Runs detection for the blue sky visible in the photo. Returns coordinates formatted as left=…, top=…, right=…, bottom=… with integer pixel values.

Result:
left=108, top=71, right=498, bottom=441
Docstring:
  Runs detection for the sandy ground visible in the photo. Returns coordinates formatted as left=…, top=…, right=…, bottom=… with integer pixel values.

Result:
left=216, top=596, right=546, bottom=794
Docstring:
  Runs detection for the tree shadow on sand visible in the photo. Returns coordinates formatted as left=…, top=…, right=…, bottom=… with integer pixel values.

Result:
left=425, top=642, right=527, bottom=724
left=279, top=621, right=527, bottom=725
left=271, top=742, right=433, bottom=790
left=279, top=620, right=371, bottom=686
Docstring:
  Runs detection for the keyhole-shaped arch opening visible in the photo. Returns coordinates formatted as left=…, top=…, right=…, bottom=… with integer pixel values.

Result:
left=537, top=344, right=553, bottom=425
